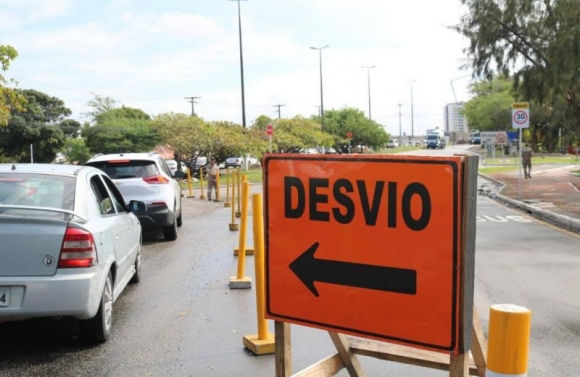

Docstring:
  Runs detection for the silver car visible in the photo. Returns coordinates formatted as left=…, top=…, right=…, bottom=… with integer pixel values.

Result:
left=0, top=164, right=144, bottom=343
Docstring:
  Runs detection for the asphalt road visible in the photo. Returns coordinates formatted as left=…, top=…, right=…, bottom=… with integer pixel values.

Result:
left=1, top=162, right=579, bottom=376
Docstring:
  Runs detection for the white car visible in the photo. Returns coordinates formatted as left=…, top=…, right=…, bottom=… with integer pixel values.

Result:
left=165, top=160, right=189, bottom=177
left=87, top=152, right=183, bottom=241
left=0, top=163, right=144, bottom=343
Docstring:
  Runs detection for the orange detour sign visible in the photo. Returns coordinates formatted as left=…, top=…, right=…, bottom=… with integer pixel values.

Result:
left=263, top=154, right=471, bottom=354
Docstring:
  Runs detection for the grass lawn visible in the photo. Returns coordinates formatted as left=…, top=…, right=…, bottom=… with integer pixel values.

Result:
left=484, top=154, right=580, bottom=165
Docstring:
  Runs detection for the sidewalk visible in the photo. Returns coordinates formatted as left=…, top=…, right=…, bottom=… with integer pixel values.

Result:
left=479, top=164, right=580, bottom=232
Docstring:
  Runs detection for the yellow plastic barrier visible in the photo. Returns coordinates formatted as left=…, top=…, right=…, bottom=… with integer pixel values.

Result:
left=229, top=173, right=238, bottom=231
left=224, top=167, right=231, bottom=208
left=186, top=167, right=194, bottom=198
left=199, top=168, right=206, bottom=200
left=243, top=193, right=275, bottom=355
left=486, top=304, right=531, bottom=377
left=235, top=169, right=242, bottom=218
left=229, top=180, right=251, bottom=289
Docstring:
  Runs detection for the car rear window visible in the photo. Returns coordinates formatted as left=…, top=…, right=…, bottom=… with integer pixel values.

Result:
left=0, top=173, right=75, bottom=212
left=87, top=160, right=158, bottom=179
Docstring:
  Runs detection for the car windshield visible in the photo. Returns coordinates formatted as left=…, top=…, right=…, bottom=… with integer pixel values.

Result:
left=0, top=173, right=75, bottom=213
left=87, top=160, right=158, bottom=179
left=427, top=135, right=438, bottom=140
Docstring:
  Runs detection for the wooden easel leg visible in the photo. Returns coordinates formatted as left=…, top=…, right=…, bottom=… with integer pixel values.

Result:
left=275, top=321, right=292, bottom=377
left=328, top=332, right=367, bottom=377
left=470, top=308, right=487, bottom=377
left=449, top=353, right=469, bottom=377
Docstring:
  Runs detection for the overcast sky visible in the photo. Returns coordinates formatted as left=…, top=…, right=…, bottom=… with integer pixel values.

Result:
left=2, top=0, right=474, bottom=137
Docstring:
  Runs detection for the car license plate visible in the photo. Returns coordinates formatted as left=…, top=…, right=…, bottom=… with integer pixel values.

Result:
left=0, top=288, right=9, bottom=307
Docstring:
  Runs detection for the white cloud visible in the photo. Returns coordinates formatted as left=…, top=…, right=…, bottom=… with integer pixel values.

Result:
left=5, top=0, right=475, bottom=136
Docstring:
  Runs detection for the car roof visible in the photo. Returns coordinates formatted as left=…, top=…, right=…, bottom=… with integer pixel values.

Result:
left=87, top=152, right=160, bottom=163
left=0, top=163, right=95, bottom=176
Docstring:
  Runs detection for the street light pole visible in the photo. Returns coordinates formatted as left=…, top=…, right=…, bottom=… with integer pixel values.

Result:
left=409, top=79, right=417, bottom=142
left=229, top=0, right=248, bottom=128
left=362, top=66, right=375, bottom=120
left=311, top=45, right=329, bottom=126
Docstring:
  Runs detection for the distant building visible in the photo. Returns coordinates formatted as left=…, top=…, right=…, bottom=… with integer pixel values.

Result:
left=444, top=102, right=469, bottom=142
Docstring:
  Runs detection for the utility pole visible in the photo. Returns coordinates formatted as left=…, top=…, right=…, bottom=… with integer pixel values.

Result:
left=398, top=102, right=402, bottom=146
left=311, top=45, right=329, bottom=126
left=185, top=96, right=201, bottom=117
left=362, top=65, right=375, bottom=120
left=273, top=104, right=286, bottom=120
left=409, top=79, right=417, bottom=143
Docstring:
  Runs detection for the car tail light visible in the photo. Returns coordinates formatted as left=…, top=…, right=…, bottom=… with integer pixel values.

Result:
left=143, top=175, right=170, bottom=184
left=58, top=228, right=97, bottom=268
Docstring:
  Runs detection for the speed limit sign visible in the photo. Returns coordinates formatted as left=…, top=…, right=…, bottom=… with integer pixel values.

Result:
left=512, top=102, right=530, bottom=129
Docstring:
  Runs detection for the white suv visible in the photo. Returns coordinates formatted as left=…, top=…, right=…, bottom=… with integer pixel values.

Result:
left=87, top=152, right=183, bottom=241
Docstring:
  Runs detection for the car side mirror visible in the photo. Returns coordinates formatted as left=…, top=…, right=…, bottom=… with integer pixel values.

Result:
left=128, top=200, right=146, bottom=213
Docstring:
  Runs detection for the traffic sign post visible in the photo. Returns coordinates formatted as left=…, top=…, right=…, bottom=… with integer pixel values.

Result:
left=264, top=154, right=480, bottom=360
left=512, top=102, right=530, bottom=198
left=512, top=102, right=530, bottom=129
left=347, top=132, right=353, bottom=154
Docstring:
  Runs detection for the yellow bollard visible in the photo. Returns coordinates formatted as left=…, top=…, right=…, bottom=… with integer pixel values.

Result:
left=186, top=167, right=195, bottom=198
left=215, top=169, right=221, bottom=202
left=224, top=167, right=231, bottom=208
left=229, top=174, right=238, bottom=231
left=486, top=304, right=531, bottom=377
left=199, top=168, right=206, bottom=200
left=243, top=193, right=275, bottom=355
left=234, top=174, right=254, bottom=255
left=235, top=169, right=242, bottom=218
left=229, top=180, right=251, bottom=289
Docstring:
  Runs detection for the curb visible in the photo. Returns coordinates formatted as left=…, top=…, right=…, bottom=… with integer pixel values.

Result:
left=478, top=173, right=580, bottom=233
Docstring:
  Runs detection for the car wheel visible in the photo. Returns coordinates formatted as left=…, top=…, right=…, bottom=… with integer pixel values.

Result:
left=176, top=209, right=183, bottom=227
left=80, top=271, right=113, bottom=343
left=129, top=241, right=142, bottom=284
left=163, top=216, right=178, bottom=241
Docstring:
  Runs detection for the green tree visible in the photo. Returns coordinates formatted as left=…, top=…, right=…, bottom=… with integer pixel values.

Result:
left=84, top=94, right=118, bottom=123
left=84, top=115, right=160, bottom=154
left=62, top=137, right=93, bottom=165
left=273, top=116, right=334, bottom=152
left=454, top=0, right=580, bottom=146
left=96, top=105, right=150, bottom=123
left=0, top=116, right=65, bottom=162
left=11, top=89, right=72, bottom=123
left=321, top=107, right=389, bottom=152
left=463, top=76, right=515, bottom=131
left=59, top=119, right=81, bottom=137
left=0, top=44, right=26, bottom=126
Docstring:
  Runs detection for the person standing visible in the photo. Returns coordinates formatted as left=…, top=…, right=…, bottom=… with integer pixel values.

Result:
left=206, top=158, right=219, bottom=201
left=522, top=143, right=533, bottom=179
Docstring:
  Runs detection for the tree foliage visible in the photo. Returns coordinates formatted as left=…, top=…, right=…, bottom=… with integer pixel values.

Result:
left=454, top=0, right=580, bottom=148
left=11, top=89, right=71, bottom=123
left=83, top=116, right=160, bottom=155
left=267, top=116, right=333, bottom=152
left=0, top=116, right=65, bottom=162
left=84, top=94, right=118, bottom=123
left=0, top=44, right=27, bottom=126
left=62, top=136, right=93, bottom=165
left=463, top=76, right=515, bottom=131
left=322, top=107, right=389, bottom=152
